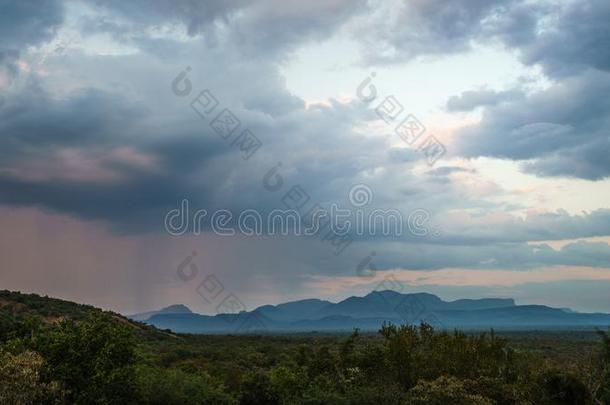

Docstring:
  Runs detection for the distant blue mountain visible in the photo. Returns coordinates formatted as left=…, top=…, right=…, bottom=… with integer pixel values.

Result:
left=129, top=304, right=192, bottom=322
left=129, top=291, right=610, bottom=333
left=255, top=298, right=331, bottom=321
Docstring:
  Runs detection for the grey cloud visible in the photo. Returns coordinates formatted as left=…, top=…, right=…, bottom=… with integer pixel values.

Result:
left=356, top=0, right=610, bottom=179
left=0, top=76, right=233, bottom=230
left=485, top=1, right=548, bottom=48
left=91, top=0, right=245, bottom=36
left=387, top=147, right=420, bottom=164
left=0, top=0, right=606, bottom=258
left=436, top=209, right=610, bottom=245
left=356, top=0, right=519, bottom=64
left=355, top=239, right=610, bottom=271
left=517, top=0, right=610, bottom=77
left=426, top=166, right=474, bottom=177
left=446, top=88, right=523, bottom=112
left=0, top=0, right=64, bottom=78
left=522, top=137, right=610, bottom=180
left=3, top=0, right=610, bottom=314
left=457, top=70, right=610, bottom=179
left=297, top=238, right=610, bottom=274
left=0, top=68, right=397, bottom=234
left=86, top=0, right=367, bottom=59
left=357, top=0, right=610, bottom=80
left=348, top=207, right=610, bottom=249
left=0, top=85, right=146, bottom=158
left=226, top=0, right=368, bottom=58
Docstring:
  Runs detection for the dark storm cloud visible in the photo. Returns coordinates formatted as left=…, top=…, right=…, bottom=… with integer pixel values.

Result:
left=0, top=72, right=389, bottom=233
left=0, top=83, right=230, bottom=231
left=0, top=0, right=64, bottom=77
left=0, top=85, right=145, bottom=157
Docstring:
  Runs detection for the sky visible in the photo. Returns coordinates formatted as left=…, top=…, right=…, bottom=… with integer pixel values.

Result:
left=1, top=0, right=610, bottom=314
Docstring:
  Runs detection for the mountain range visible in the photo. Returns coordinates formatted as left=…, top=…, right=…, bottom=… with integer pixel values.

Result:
left=128, top=290, right=610, bottom=334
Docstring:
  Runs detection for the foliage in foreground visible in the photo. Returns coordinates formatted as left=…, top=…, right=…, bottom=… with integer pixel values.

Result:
left=0, top=295, right=609, bottom=404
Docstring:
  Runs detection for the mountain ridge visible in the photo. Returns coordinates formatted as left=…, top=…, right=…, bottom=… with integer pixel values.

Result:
left=129, top=290, right=610, bottom=333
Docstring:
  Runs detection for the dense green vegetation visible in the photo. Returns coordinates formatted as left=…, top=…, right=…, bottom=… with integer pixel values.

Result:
left=1, top=290, right=610, bottom=404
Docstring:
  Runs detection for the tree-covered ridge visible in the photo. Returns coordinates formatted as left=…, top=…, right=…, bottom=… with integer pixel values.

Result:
left=0, top=289, right=174, bottom=343
left=0, top=290, right=609, bottom=404
left=0, top=289, right=96, bottom=320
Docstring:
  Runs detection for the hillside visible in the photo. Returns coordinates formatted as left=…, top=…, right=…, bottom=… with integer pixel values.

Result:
left=0, top=289, right=97, bottom=321
left=0, top=289, right=174, bottom=341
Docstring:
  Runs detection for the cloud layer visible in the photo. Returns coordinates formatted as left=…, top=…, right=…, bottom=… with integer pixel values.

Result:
left=0, top=0, right=609, bottom=311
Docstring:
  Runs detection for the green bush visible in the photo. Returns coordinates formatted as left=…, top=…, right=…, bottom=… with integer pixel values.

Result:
left=239, top=371, right=280, bottom=405
left=406, top=376, right=493, bottom=405
left=134, top=365, right=235, bottom=404
left=31, top=312, right=138, bottom=404
left=0, top=349, right=64, bottom=404
left=535, top=369, right=591, bottom=405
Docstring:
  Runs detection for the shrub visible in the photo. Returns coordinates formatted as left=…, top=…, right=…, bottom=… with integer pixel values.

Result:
left=0, top=350, right=64, bottom=404
left=535, top=369, right=591, bottom=405
left=406, top=376, right=493, bottom=405
left=134, top=365, right=235, bottom=404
